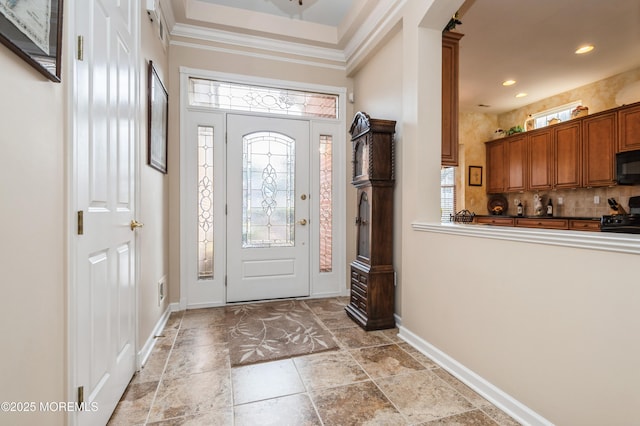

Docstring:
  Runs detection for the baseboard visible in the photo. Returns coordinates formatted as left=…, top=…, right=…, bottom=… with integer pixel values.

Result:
left=398, top=325, right=553, bottom=426
left=137, top=304, right=173, bottom=369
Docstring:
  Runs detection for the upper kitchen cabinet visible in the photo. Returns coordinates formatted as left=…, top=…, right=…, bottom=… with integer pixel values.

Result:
left=582, top=111, right=617, bottom=187
left=486, top=139, right=506, bottom=193
left=618, top=103, right=640, bottom=152
left=505, top=134, right=527, bottom=192
left=528, top=128, right=553, bottom=190
left=553, top=121, right=582, bottom=188
left=441, top=32, right=463, bottom=166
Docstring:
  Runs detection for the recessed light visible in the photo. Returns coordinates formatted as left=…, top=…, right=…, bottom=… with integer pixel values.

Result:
left=502, top=80, right=516, bottom=86
left=575, top=45, right=594, bottom=54
left=515, top=92, right=528, bottom=98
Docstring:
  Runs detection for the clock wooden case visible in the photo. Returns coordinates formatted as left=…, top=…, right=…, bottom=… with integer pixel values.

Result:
left=345, top=112, right=396, bottom=330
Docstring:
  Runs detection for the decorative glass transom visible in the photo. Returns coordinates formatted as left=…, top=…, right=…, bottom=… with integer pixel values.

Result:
left=243, top=132, right=295, bottom=248
left=198, top=126, right=214, bottom=279
left=189, top=78, right=338, bottom=119
left=319, top=135, right=333, bottom=272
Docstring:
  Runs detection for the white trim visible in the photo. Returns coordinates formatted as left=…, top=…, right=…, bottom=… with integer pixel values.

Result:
left=137, top=304, right=173, bottom=368
left=398, top=325, right=554, bottom=426
left=171, top=23, right=346, bottom=63
left=180, top=68, right=348, bottom=306
left=412, top=222, right=640, bottom=255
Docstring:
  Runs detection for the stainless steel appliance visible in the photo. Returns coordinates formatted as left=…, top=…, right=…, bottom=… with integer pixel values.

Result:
left=601, top=196, right=640, bottom=234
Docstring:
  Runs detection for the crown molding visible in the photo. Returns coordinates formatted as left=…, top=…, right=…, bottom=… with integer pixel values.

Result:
left=170, top=39, right=346, bottom=71
left=171, top=23, right=346, bottom=64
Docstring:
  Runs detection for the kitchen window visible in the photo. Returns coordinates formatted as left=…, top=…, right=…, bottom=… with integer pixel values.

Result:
left=441, top=167, right=456, bottom=222
left=531, top=101, right=582, bottom=129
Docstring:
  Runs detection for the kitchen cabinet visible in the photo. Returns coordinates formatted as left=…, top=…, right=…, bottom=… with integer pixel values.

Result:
left=346, top=112, right=396, bottom=331
left=618, top=103, right=640, bottom=152
left=582, top=111, right=616, bottom=187
left=476, top=216, right=514, bottom=226
left=486, top=140, right=506, bottom=193
left=441, top=32, right=463, bottom=166
left=528, top=128, right=553, bottom=190
left=505, top=135, right=527, bottom=192
left=569, top=219, right=601, bottom=231
left=554, top=121, right=582, bottom=188
left=516, top=217, right=569, bottom=229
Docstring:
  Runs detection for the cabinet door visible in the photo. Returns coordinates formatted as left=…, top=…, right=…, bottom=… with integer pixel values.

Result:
left=505, top=135, right=527, bottom=192
left=618, top=104, right=640, bottom=152
left=441, top=32, right=463, bottom=166
left=528, top=129, right=552, bottom=190
left=583, top=112, right=616, bottom=187
left=554, top=122, right=581, bottom=188
left=486, top=140, right=505, bottom=193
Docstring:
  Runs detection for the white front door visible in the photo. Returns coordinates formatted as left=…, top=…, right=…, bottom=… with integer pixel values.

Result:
left=72, top=0, right=138, bottom=424
left=226, top=114, right=310, bottom=302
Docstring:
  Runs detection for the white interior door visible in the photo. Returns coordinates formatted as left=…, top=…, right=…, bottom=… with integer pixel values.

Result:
left=73, top=0, right=138, bottom=424
left=227, top=114, right=310, bottom=302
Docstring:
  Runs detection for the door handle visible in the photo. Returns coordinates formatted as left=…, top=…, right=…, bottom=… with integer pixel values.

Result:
left=130, top=219, right=144, bottom=231
left=297, top=219, right=308, bottom=226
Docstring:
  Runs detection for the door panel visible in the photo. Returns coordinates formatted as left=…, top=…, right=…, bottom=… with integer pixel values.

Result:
left=74, top=0, right=137, bottom=424
left=227, top=115, right=310, bottom=302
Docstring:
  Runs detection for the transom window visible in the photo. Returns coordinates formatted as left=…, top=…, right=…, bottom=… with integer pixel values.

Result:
left=531, top=101, right=582, bottom=129
left=188, top=78, right=338, bottom=119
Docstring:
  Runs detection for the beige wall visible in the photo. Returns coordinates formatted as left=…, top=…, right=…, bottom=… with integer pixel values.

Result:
left=351, top=27, right=404, bottom=315
left=367, top=3, right=640, bottom=425
left=0, top=38, right=66, bottom=426
left=0, top=4, right=169, bottom=424
left=139, top=5, right=171, bottom=350
left=167, top=38, right=354, bottom=304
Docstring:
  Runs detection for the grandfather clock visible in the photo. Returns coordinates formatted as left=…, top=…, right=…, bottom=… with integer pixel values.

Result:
left=345, top=112, right=396, bottom=330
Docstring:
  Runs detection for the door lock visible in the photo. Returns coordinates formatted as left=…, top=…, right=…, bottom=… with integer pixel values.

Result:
left=300, top=194, right=307, bottom=200
left=297, top=218, right=308, bottom=226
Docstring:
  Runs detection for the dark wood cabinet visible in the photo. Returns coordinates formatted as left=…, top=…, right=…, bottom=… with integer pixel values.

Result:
left=505, top=135, right=527, bottom=192
left=486, top=139, right=506, bottom=193
left=346, top=112, right=396, bottom=331
left=442, top=32, right=463, bottom=166
left=554, top=121, right=582, bottom=188
left=618, top=103, right=640, bottom=152
left=583, top=111, right=616, bottom=187
left=528, top=129, right=553, bottom=190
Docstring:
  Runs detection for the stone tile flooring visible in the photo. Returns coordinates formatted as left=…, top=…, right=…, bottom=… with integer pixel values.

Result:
left=108, top=297, right=521, bottom=425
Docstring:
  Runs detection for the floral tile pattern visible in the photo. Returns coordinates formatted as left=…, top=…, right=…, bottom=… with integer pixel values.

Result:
left=225, top=299, right=339, bottom=366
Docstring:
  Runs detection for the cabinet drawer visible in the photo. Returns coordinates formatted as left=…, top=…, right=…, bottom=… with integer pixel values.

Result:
left=515, top=218, right=568, bottom=229
left=476, top=216, right=514, bottom=226
left=569, top=219, right=601, bottom=231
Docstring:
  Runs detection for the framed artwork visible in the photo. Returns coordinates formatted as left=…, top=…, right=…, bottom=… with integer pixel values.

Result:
left=148, top=60, right=168, bottom=174
left=469, top=165, right=482, bottom=186
left=0, top=0, right=64, bottom=82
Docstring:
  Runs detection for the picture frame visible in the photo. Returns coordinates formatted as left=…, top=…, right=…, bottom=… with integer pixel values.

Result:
left=0, top=0, right=64, bottom=82
left=148, top=60, right=168, bottom=174
left=469, top=165, right=483, bottom=186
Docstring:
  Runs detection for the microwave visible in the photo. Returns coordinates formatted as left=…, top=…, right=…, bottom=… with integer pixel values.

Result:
left=616, top=149, right=640, bottom=185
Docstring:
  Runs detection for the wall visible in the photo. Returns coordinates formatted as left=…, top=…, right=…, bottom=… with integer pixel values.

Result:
left=384, top=3, right=640, bottom=425
left=167, top=37, right=353, bottom=305
left=351, top=27, right=404, bottom=316
left=0, top=24, right=66, bottom=426
left=138, top=3, right=171, bottom=352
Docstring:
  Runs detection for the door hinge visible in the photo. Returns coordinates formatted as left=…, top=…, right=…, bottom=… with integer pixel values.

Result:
left=77, top=35, right=84, bottom=61
left=77, top=210, right=84, bottom=235
left=77, top=386, right=84, bottom=407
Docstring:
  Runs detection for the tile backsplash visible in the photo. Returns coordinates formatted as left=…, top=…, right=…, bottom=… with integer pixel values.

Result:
left=503, top=186, right=640, bottom=218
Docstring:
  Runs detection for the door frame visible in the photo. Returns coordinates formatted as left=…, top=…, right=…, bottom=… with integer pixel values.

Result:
left=66, top=0, right=141, bottom=421
left=179, top=67, right=348, bottom=309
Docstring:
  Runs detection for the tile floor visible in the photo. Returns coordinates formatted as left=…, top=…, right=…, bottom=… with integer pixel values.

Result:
left=108, top=297, right=521, bottom=425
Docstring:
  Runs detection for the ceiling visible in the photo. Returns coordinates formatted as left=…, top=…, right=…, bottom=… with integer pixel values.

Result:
left=168, top=0, right=640, bottom=114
